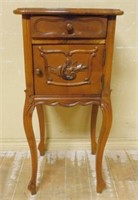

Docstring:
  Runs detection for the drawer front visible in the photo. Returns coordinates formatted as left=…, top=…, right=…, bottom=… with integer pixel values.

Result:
left=31, top=16, right=107, bottom=39
left=33, top=44, right=104, bottom=95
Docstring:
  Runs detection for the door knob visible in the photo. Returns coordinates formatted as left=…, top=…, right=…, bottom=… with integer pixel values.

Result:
left=66, top=23, right=74, bottom=34
left=35, top=68, right=42, bottom=76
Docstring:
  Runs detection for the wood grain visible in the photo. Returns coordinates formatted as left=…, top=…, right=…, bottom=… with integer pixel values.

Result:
left=106, top=150, right=138, bottom=200
left=0, top=150, right=137, bottom=200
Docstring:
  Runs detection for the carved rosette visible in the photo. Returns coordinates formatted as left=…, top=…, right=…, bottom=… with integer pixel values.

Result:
left=39, top=46, right=98, bottom=86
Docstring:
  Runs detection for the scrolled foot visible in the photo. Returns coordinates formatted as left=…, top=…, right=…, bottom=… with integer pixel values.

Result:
left=28, top=181, right=36, bottom=195
left=97, top=179, right=106, bottom=193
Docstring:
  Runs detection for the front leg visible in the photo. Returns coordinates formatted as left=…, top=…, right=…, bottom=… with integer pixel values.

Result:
left=23, top=97, right=37, bottom=195
left=96, top=98, right=112, bottom=193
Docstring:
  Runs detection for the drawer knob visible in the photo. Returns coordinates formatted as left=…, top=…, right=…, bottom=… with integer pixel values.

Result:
left=36, top=68, right=42, bottom=76
left=66, top=23, right=74, bottom=34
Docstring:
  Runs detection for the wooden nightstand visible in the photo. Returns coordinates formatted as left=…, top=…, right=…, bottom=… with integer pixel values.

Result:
left=13, top=8, right=123, bottom=195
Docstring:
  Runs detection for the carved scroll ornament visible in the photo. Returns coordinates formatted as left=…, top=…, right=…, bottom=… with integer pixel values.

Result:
left=49, top=60, right=87, bottom=81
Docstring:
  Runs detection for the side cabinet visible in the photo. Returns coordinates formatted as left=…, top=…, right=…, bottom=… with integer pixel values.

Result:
left=13, top=8, right=123, bottom=195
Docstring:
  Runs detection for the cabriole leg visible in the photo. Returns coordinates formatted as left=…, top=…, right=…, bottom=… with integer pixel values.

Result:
left=96, top=98, right=112, bottom=193
left=23, top=97, right=37, bottom=195
left=36, top=104, right=45, bottom=156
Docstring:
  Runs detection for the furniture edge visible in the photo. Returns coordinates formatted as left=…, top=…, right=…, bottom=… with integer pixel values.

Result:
left=13, top=8, right=124, bottom=16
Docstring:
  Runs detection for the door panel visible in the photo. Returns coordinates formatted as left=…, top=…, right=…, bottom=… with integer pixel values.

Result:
left=33, top=44, right=104, bottom=95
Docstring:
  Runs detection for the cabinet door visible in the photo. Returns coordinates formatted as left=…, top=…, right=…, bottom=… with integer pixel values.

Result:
left=33, top=44, right=105, bottom=95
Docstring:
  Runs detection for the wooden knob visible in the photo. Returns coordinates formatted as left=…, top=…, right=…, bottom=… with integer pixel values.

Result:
left=36, top=68, right=42, bottom=76
left=66, top=23, right=74, bottom=34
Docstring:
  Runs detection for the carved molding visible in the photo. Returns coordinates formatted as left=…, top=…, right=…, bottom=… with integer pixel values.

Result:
left=25, top=95, right=101, bottom=110
left=35, top=95, right=100, bottom=107
left=39, top=46, right=98, bottom=86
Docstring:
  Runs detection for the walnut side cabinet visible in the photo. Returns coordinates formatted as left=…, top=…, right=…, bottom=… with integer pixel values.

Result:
left=13, top=8, right=123, bottom=195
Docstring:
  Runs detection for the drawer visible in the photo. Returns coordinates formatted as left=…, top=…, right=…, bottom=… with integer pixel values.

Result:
left=33, top=44, right=105, bottom=95
left=31, top=16, right=107, bottom=39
